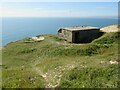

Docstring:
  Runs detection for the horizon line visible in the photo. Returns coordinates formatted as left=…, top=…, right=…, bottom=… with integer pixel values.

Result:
left=0, top=16, right=118, bottom=19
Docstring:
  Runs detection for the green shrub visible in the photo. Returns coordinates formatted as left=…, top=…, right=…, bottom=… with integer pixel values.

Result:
left=84, top=45, right=101, bottom=55
left=58, top=65, right=118, bottom=88
left=2, top=69, right=45, bottom=88
left=92, top=32, right=119, bottom=44
left=37, top=44, right=111, bottom=57
left=17, top=48, right=37, bottom=54
left=54, top=36, right=66, bottom=41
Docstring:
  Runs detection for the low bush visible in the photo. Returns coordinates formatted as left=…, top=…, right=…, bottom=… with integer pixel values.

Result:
left=2, top=69, right=45, bottom=88
left=92, top=32, right=119, bottom=44
left=58, top=64, right=118, bottom=88
left=17, top=48, right=37, bottom=54
left=38, top=44, right=110, bottom=57
left=50, top=35, right=66, bottom=41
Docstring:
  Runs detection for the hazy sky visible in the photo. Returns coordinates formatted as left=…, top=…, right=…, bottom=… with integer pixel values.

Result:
left=1, top=2, right=118, bottom=18
left=1, top=0, right=119, bottom=2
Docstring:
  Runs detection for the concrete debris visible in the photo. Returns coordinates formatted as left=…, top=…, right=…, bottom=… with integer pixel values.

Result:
left=31, top=36, right=45, bottom=41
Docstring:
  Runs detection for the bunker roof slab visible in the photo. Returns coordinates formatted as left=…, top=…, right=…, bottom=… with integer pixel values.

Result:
left=61, top=26, right=99, bottom=31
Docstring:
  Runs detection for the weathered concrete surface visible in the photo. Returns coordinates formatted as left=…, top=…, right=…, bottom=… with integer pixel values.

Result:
left=58, top=26, right=101, bottom=43
left=31, top=36, right=45, bottom=41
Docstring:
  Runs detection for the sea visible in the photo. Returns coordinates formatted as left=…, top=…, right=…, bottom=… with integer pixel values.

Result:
left=1, top=17, right=118, bottom=46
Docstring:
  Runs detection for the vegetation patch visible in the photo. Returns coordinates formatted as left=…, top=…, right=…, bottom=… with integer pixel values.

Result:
left=2, top=32, right=119, bottom=88
left=17, top=47, right=37, bottom=54
left=58, top=65, right=118, bottom=88
left=2, top=69, right=45, bottom=88
left=92, top=32, right=119, bottom=44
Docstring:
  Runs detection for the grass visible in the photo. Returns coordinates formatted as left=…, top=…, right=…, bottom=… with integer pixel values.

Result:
left=2, top=33, right=119, bottom=88
left=92, top=32, right=119, bottom=44
left=58, top=64, right=118, bottom=88
left=2, top=69, right=45, bottom=88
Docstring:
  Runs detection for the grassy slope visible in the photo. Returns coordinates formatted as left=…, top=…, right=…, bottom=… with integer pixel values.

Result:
left=2, top=32, right=119, bottom=88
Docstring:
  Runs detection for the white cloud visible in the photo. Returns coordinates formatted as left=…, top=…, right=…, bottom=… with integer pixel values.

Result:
left=1, top=7, right=82, bottom=17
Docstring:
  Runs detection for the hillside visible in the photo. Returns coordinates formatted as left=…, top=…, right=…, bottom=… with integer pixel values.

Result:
left=1, top=25, right=120, bottom=88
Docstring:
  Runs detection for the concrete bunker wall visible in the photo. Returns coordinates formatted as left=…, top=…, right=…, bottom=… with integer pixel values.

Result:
left=58, top=29, right=72, bottom=42
left=72, top=29, right=103, bottom=43
left=62, top=30, right=72, bottom=42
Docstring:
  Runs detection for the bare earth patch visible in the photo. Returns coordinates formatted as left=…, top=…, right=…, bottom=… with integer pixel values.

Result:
left=33, top=62, right=78, bottom=88
left=100, top=24, right=119, bottom=33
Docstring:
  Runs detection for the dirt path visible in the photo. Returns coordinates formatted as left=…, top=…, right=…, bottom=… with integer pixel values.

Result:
left=32, top=62, right=77, bottom=88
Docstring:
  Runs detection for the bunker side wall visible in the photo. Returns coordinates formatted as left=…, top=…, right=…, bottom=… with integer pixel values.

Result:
left=72, top=29, right=101, bottom=43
